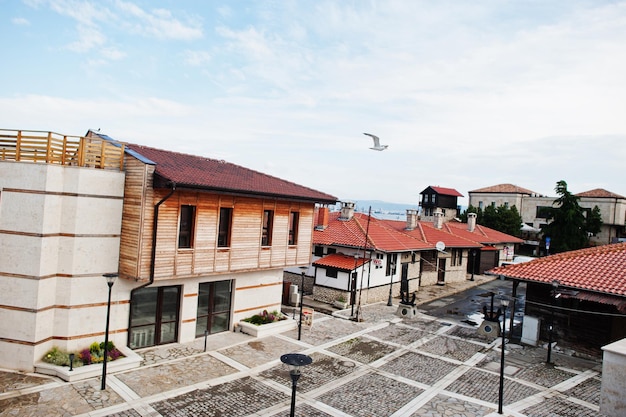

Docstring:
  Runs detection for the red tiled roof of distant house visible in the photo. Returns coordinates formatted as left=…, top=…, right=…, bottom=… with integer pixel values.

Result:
left=381, top=219, right=481, bottom=249
left=430, top=186, right=464, bottom=197
left=124, top=143, right=337, bottom=203
left=313, top=253, right=369, bottom=271
left=575, top=189, right=626, bottom=199
left=444, top=222, right=524, bottom=245
left=490, top=242, right=626, bottom=296
left=313, top=212, right=434, bottom=252
left=469, top=183, right=539, bottom=195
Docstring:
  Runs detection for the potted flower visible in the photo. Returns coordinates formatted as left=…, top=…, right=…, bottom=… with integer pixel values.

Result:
left=333, top=294, right=349, bottom=309
left=238, top=309, right=297, bottom=337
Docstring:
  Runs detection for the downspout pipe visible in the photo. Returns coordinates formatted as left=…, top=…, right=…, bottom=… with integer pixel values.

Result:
left=148, top=182, right=177, bottom=286
left=132, top=181, right=176, bottom=291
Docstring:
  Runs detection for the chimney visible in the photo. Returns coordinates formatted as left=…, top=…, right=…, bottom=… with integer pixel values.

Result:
left=406, top=209, right=418, bottom=230
left=339, top=201, right=355, bottom=221
left=468, top=212, right=477, bottom=232
left=433, top=208, right=444, bottom=229
left=316, top=206, right=329, bottom=230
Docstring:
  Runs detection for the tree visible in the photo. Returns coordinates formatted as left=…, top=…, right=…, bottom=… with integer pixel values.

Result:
left=586, top=205, right=603, bottom=237
left=542, top=180, right=597, bottom=253
left=460, top=204, right=522, bottom=237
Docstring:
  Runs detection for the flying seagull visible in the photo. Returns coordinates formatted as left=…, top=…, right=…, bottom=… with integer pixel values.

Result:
left=363, top=133, right=388, bottom=151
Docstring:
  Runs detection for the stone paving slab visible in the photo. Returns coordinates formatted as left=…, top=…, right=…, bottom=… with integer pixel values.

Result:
left=521, top=395, right=602, bottom=417
left=409, top=394, right=495, bottom=416
left=563, top=376, right=601, bottom=406
left=325, top=336, right=398, bottom=364
left=445, top=368, right=541, bottom=406
left=417, top=335, right=485, bottom=363
left=115, top=354, right=238, bottom=397
left=149, top=376, right=288, bottom=417
left=380, top=351, right=459, bottom=386
left=280, top=316, right=370, bottom=346
left=217, top=336, right=303, bottom=368
left=0, top=379, right=124, bottom=417
left=258, top=352, right=358, bottom=394
left=365, top=322, right=431, bottom=346
left=0, top=372, right=55, bottom=394
left=316, top=372, right=424, bottom=417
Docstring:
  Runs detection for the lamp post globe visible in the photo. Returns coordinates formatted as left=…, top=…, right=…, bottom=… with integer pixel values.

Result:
left=280, top=353, right=313, bottom=417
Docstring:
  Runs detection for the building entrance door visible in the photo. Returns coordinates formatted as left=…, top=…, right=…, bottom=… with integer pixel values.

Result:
left=196, top=280, right=232, bottom=337
left=129, top=286, right=181, bottom=349
left=437, top=259, right=446, bottom=285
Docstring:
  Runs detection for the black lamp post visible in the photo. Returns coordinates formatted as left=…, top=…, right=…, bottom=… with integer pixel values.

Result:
left=280, top=353, right=313, bottom=417
left=387, top=261, right=396, bottom=306
left=498, top=297, right=510, bottom=415
left=471, top=249, right=476, bottom=281
left=546, top=280, right=560, bottom=364
left=101, top=273, right=117, bottom=390
left=298, top=270, right=306, bottom=341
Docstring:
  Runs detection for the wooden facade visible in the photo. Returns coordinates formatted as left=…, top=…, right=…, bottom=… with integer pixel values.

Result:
left=118, top=154, right=316, bottom=282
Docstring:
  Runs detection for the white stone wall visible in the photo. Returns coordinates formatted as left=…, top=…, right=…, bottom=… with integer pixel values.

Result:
left=600, top=338, right=626, bottom=417
left=0, top=161, right=125, bottom=371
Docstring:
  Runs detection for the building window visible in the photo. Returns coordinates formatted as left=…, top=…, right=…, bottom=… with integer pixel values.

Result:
left=218, top=207, right=233, bottom=247
left=288, top=211, right=299, bottom=245
left=327, top=247, right=336, bottom=255
left=326, top=268, right=338, bottom=278
left=478, top=201, right=484, bottom=210
left=536, top=206, right=551, bottom=219
left=178, top=205, right=195, bottom=248
left=504, top=202, right=509, bottom=208
left=386, top=253, right=398, bottom=276
left=451, top=249, right=463, bottom=266
left=313, top=246, right=324, bottom=257
left=261, top=210, right=274, bottom=246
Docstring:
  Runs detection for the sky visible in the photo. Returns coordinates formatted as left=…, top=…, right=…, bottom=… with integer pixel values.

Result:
left=2, top=0, right=626, bottom=207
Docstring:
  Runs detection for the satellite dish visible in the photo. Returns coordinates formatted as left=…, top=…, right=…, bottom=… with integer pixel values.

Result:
left=436, top=241, right=446, bottom=252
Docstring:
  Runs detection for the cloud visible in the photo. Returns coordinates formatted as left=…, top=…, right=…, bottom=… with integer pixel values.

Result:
left=11, top=17, right=30, bottom=25
left=182, top=50, right=211, bottom=66
left=114, top=0, right=203, bottom=40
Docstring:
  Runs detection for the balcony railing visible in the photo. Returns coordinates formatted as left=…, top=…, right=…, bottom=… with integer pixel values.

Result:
left=0, top=129, right=124, bottom=170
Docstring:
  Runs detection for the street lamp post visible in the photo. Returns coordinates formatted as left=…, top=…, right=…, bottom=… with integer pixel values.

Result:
left=471, top=249, right=476, bottom=281
left=280, top=353, right=313, bottom=417
left=298, top=270, right=306, bottom=341
left=101, top=273, right=117, bottom=390
left=546, top=280, right=560, bottom=364
left=498, top=297, right=510, bottom=415
left=387, top=261, right=396, bottom=306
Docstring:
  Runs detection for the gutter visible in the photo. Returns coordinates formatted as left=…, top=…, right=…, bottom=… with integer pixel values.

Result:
left=132, top=181, right=177, bottom=292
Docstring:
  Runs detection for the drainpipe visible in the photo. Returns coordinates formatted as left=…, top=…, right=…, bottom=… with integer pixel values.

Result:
left=132, top=181, right=176, bottom=291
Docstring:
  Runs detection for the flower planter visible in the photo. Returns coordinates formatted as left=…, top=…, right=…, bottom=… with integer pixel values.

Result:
left=238, top=316, right=297, bottom=338
left=333, top=300, right=349, bottom=309
left=35, top=345, right=142, bottom=382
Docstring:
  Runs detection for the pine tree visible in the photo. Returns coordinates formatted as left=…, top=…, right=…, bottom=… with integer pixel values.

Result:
left=542, top=180, right=589, bottom=253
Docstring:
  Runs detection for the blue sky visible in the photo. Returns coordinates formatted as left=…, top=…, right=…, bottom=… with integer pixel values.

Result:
left=2, top=1, right=626, bottom=206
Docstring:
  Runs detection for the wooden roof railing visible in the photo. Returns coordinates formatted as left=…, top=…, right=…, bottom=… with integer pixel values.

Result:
left=0, top=129, right=124, bottom=170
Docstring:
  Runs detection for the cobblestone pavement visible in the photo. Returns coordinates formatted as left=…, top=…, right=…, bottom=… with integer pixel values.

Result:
left=0, top=276, right=606, bottom=416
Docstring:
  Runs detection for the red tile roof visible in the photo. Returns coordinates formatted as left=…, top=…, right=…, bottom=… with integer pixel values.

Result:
left=123, top=143, right=337, bottom=203
left=575, top=188, right=625, bottom=199
left=469, top=183, right=539, bottom=195
left=428, top=186, right=464, bottom=197
left=313, top=253, right=369, bottom=271
left=444, top=222, right=524, bottom=245
left=314, top=212, right=520, bottom=252
left=490, top=242, right=626, bottom=297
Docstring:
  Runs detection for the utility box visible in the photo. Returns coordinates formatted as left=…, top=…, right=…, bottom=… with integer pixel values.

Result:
left=289, top=285, right=300, bottom=307
left=521, top=316, right=540, bottom=346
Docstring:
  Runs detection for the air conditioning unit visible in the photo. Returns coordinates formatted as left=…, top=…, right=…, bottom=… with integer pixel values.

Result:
left=477, top=320, right=501, bottom=339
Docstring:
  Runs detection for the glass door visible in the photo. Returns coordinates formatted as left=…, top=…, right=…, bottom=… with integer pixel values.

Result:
left=129, top=286, right=181, bottom=349
left=196, top=280, right=232, bottom=337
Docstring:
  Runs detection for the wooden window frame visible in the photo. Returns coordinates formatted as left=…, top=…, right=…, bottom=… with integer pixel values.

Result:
left=218, top=207, right=233, bottom=248
left=288, top=211, right=299, bottom=245
left=261, top=209, right=274, bottom=246
left=178, top=205, right=196, bottom=249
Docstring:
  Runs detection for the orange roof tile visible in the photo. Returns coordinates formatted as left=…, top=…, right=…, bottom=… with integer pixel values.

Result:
left=313, top=253, right=369, bottom=271
left=423, top=186, right=464, bottom=197
left=445, top=222, right=524, bottom=245
left=490, top=242, right=626, bottom=296
left=575, top=188, right=625, bottom=199
left=469, top=183, right=539, bottom=195
left=121, top=142, right=337, bottom=204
